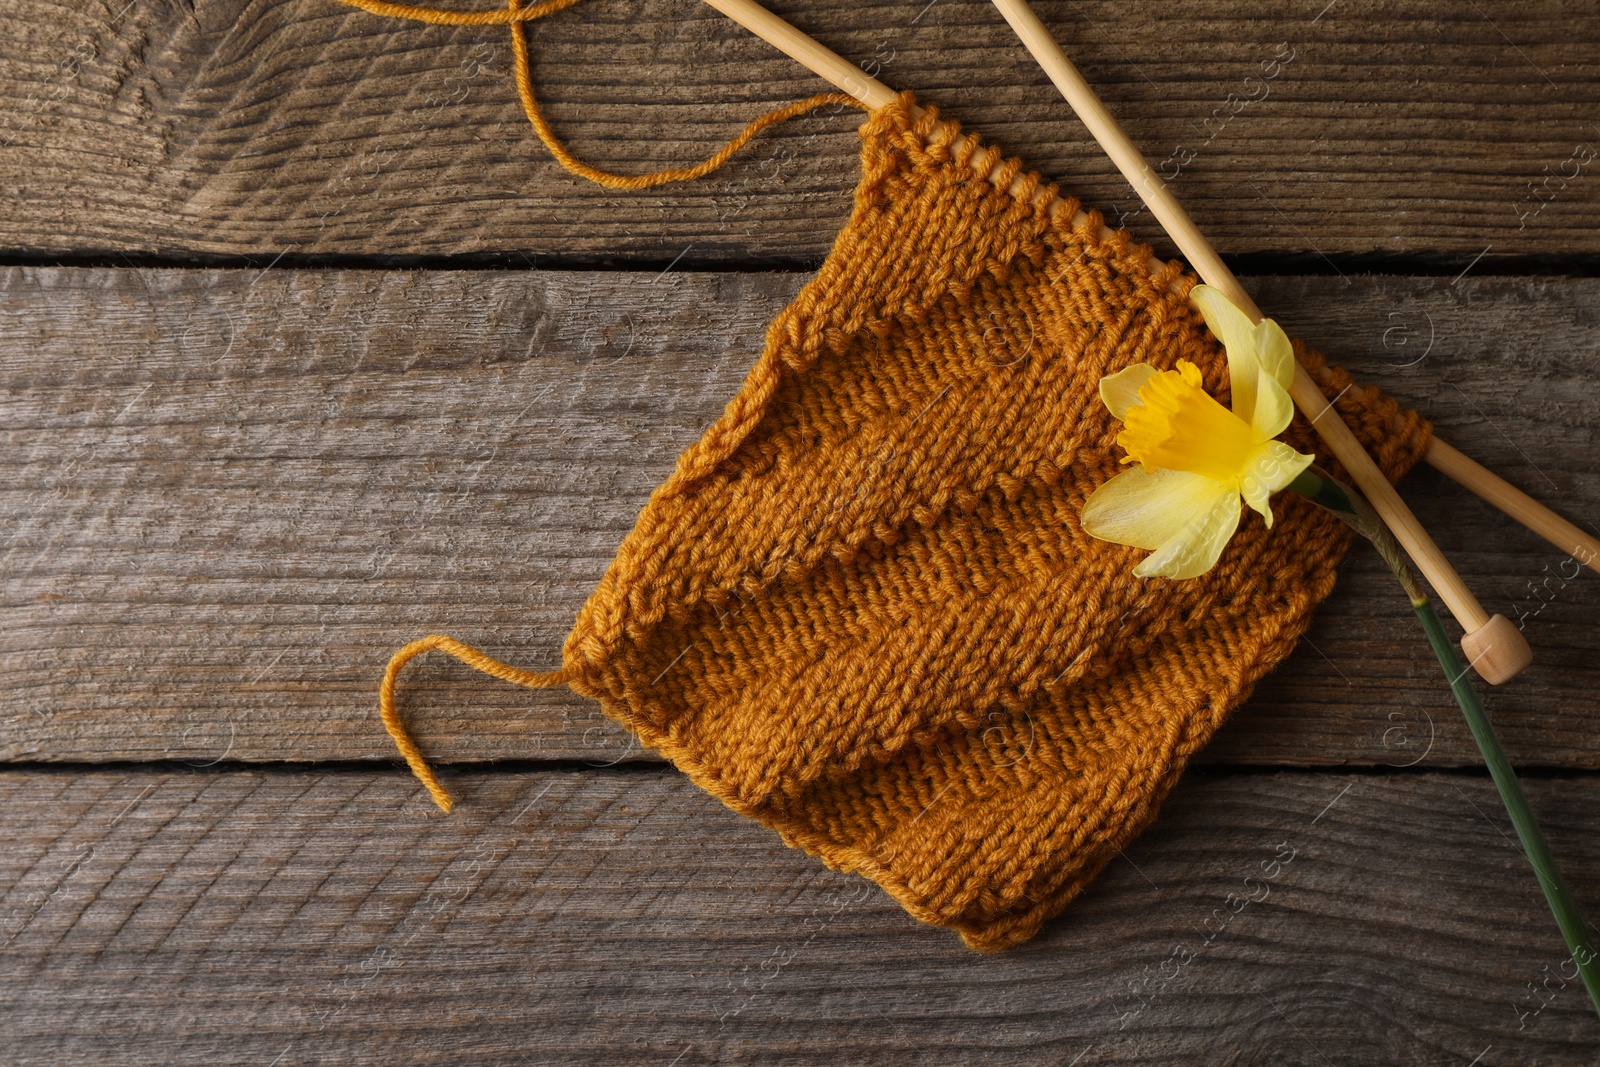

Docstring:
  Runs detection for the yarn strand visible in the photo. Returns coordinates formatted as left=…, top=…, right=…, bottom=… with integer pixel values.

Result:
left=379, top=634, right=571, bottom=812
left=335, top=0, right=866, bottom=188
left=338, top=0, right=584, bottom=25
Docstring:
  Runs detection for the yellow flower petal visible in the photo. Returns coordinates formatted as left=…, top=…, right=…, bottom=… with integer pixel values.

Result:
left=1250, top=371, right=1296, bottom=441
left=1081, top=465, right=1235, bottom=551
left=1189, top=283, right=1261, bottom=424
left=1252, top=317, right=1296, bottom=391
left=1098, top=363, right=1160, bottom=420
left=1238, top=440, right=1315, bottom=527
left=1133, top=487, right=1243, bottom=580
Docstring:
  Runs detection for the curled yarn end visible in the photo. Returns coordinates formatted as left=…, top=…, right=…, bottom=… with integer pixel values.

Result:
left=333, top=0, right=867, bottom=189
left=378, top=634, right=572, bottom=813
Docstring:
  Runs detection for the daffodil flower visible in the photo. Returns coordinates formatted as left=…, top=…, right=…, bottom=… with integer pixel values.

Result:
left=1080, top=284, right=1315, bottom=580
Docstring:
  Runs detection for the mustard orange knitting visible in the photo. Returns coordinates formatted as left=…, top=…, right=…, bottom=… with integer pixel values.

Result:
left=379, top=94, right=1431, bottom=951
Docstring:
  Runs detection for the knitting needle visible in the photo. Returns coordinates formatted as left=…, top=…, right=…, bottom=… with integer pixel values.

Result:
left=699, top=0, right=1533, bottom=682
left=701, top=0, right=1160, bottom=225
left=1428, top=439, right=1600, bottom=568
left=699, top=0, right=1062, bottom=210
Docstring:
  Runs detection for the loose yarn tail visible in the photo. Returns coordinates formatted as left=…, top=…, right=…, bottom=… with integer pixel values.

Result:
left=335, top=0, right=867, bottom=188
left=379, top=634, right=571, bottom=812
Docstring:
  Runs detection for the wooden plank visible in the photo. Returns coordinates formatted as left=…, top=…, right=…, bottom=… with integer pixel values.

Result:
left=2, top=267, right=1597, bottom=769
left=2, top=766, right=1597, bottom=1063
left=0, top=0, right=1598, bottom=262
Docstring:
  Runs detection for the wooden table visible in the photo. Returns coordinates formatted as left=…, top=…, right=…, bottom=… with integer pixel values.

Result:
left=3, top=0, right=1598, bottom=1062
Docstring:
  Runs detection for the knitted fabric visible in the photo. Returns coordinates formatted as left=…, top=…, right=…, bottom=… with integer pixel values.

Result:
left=522, top=95, right=1430, bottom=951
left=374, top=89, right=1433, bottom=950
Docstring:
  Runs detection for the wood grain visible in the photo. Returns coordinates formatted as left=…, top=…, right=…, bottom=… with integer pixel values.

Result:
left=0, top=0, right=1597, bottom=263
left=2, top=765, right=1597, bottom=1065
left=1, top=267, right=1596, bottom=769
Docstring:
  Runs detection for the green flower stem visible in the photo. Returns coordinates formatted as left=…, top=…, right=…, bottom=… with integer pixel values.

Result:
left=1411, top=594, right=1600, bottom=1020
left=1289, top=468, right=1600, bottom=1020
left=1287, top=468, right=1352, bottom=514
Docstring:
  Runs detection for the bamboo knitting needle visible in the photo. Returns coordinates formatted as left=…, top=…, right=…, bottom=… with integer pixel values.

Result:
left=1429, top=439, right=1600, bottom=568
left=701, top=0, right=1158, bottom=224
left=699, top=0, right=1074, bottom=206
left=700, top=0, right=1533, bottom=682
